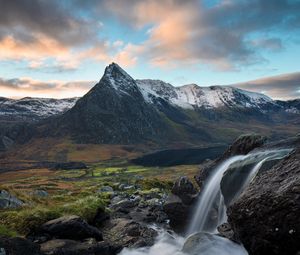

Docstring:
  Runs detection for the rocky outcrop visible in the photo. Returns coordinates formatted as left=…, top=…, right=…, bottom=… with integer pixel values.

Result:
left=195, top=134, right=266, bottom=188
left=0, top=190, right=23, bottom=209
left=38, top=215, right=103, bottom=241
left=228, top=148, right=300, bottom=255
left=163, top=176, right=198, bottom=233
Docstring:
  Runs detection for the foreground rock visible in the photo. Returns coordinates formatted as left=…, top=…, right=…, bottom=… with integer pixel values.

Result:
left=228, top=147, right=300, bottom=255
left=102, top=218, right=157, bottom=248
left=163, top=177, right=197, bottom=233
left=195, top=134, right=266, bottom=188
left=41, top=239, right=121, bottom=255
left=0, top=237, right=43, bottom=255
left=182, top=232, right=247, bottom=255
left=38, top=215, right=103, bottom=241
left=0, top=190, right=23, bottom=209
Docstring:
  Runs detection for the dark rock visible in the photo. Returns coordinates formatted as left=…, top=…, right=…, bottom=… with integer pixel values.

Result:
left=195, top=134, right=266, bottom=188
left=52, top=162, right=87, bottom=170
left=39, top=215, right=103, bottom=241
left=40, top=239, right=121, bottom=255
left=0, top=237, right=43, bottom=255
left=163, top=194, right=193, bottom=233
left=228, top=148, right=300, bottom=255
left=172, top=176, right=198, bottom=204
left=0, top=190, right=23, bottom=209
left=101, top=218, right=157, bottom=248
left=221, top=134, right=266, bottom=159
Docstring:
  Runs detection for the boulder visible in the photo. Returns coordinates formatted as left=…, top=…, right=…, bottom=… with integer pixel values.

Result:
left=98, top=186, right=114, bottom=193
left=0, top=237, right=43, bottom=255
left=182, top=232, right=247, bottom=255
left=32, top=190, right=49, bottom=198
left=163, top=194, right=193, bottom=233
left=40, top=239, right=121, bottom=255
left=39, top=215, right=103, bottom=241
left=101, top=218, right=157, bottom=248
left=0, top=190, right=23, bottom=209
left=228, top=148, right=300, bottom=255
left=172, top=176, right=198, bottom=204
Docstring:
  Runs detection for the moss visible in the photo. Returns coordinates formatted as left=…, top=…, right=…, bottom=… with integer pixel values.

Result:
left=0, top=195, right=108, bottom=235
left=0, top=224, right=18, bottom=237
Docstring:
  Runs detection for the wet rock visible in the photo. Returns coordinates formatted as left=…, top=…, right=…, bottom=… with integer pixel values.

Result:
left=40, top=239, right=121, bottom=255
left=163, top=194, right=193, bottom=233
left=0, top=237, right=43, bottom=255
left=39, top=215, right=103, bottom=241
left=228, top=148, right=300, bottom=255
left=182, top=232, right=247, bottom=255
left=172, top=176, right=198, bottom=204
left=0, top=190, right=23, bottom=209
left=195, top=134, right=266, bottom=188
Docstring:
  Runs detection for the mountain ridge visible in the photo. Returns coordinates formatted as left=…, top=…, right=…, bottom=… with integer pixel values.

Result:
left=0, top=63, right=300, bottom=152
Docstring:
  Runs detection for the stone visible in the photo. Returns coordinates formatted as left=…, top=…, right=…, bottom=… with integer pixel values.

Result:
left=98, top=186, right=114, bottom=193
left=163, top=194, right=193, bottom=233
left=228, top=147, right=300, bottom=255
left=0, top=190, right=23, bottom=209
left=182, top=232, right=247, bottom=255
left=39, top=215, right=103, bottom=241
left=172, top=176, right=198, bottom=204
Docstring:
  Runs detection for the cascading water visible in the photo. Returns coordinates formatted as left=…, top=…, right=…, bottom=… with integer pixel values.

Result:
left=119, top=148, right=292, bottom=255
left=187, top=148, right=292, bottom=235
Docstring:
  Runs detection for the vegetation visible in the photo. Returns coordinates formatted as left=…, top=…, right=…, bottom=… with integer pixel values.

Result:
left=0, top=160, right=200, bottom=236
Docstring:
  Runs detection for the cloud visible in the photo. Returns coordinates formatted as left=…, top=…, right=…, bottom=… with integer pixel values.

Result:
left=0, top=77, right=95, bottom=98
left=232, top=72, right=300, bottom=100
left=101, top=0, right=300, bottom=70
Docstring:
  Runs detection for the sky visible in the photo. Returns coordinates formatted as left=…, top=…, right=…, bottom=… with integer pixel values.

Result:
left=0, top=0, right=300, bottom=100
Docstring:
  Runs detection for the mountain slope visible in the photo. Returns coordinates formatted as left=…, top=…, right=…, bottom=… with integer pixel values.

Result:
left=1, top=63, right=300, bottom=153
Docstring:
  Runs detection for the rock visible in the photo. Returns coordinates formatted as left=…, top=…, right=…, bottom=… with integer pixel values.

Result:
left=182, top=232, right=247, bottom=255
left=32, top=190, right=49, bottom=198
left=101, top=218, right=157, bottom=248
left=52, top=162, right=87, bottom=170
left=0, top=237, right=43, bottom=255
left=195, top=134, right=266, bottom=188
left=92, top=207, right=110, bottom=226
left=228, top=148, right=300, bottom=255
left=0, top=190, right=23, bottom=209
left=172, top=176, right=198, bottom=204
left=217, top=223, right=235, bottom=241
left=118, top=184, right=135, bottom=191
left=40, top=239, right=121, bottom=255
left=39, top=215, right=103, bottom=241
left=163, top=194, right=193, bottom=233
left=98, top=186, right=114, bottom=193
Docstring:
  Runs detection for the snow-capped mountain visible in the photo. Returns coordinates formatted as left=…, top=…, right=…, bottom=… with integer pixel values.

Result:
left=0, top=97, right=78, bottom=121
left=136, top=80, right=274, bottom=110
left=1, top=63, right=299, bottom=150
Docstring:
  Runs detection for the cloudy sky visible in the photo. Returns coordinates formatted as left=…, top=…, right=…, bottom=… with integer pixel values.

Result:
left=0, top=0, right=299, bottom=99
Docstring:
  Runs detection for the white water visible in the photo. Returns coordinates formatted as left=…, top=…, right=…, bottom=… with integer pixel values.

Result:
left=119, top=148, right=292, bottom=255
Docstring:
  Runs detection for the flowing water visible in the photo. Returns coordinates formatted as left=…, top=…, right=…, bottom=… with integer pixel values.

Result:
left=119, top=148, right=292, bottom=255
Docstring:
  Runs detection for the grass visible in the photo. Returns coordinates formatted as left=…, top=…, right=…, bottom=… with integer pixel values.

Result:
left=0, top=159, right=200, bottom=236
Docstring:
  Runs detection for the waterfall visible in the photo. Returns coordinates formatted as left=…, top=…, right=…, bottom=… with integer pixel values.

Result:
left=186, top=148, right=292, bottom=235
left=118, top=148, right=291, bottom=255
